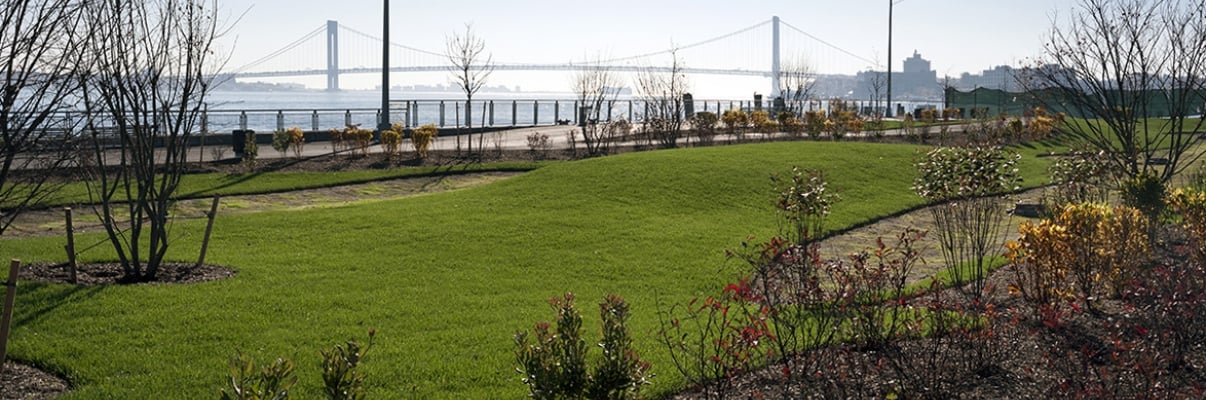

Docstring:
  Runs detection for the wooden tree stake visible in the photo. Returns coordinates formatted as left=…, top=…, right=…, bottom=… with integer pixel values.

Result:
left=197, top=196, right=220, bottom=268
left=65, top=207, right=77, bottom=284
left=1, top=259, right=21, bottom=367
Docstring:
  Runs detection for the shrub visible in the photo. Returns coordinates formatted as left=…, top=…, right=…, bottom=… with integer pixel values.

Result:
left=691, top=111, right=719, bottom=146
left=320, top=330, right=376, bottom=400
left=1027, top=107, right=1057, bottom=139
left=411, top=124, right=437, bottom=159
left=942, top=107, right=960, bottom=121
left=1167, top=187, right=1206, bottom=262
left=1006, top=203, right=1149, bottom=312
left=1046, top=149, right=1112, bottom=209
left=656, top=281, right=772, bottom=398
left=271, top=129, right=291, bottom=158
left=772, top=166, right=839, bottom=244
left=220, top=353, right=297, bottom=400
left=287, top=127, right=305, bottom=158
left=914, top=146, right=1021, bottom=299
left=901, top=113, right=917, bottom=142
left=329, top=128, right=346, bottom=154
left=242, top=132, right=258, bottom=168
left=803, top=110, right=826, bottom=140
left=750, top=110, right=773, bottom=133
left=526, top=131, right=551, bottom=160
left=346, top=128, right=374, bottom=156
left=1120, top=171, right=1166, bottom=224
left=515, top=293, right=650, bottom=400
left=721, top=109, right=748, bottom=135
left=380, top=129, right=403, bottom=158
left=780, top=116, right=804, bottom=138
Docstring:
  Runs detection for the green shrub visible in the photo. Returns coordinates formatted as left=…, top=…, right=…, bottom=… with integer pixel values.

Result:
left=914, top=146, right=1021, bottom=298
left=272, top=129, right=291, bottom=158
left=220, top=353, right=297, bottom=400
left=1120, top=171, right=1166, bottom=223
left=1046, top=149, right=1112, bottom=209
left=320, top=330, right=376, bottom=400
left=242, top=132, right=259, bottom=168
left=772, top=166, right=839, bottom=244
left=514, top=293, right=650, bottom=400
left=691, top=111, right=719, bottom=146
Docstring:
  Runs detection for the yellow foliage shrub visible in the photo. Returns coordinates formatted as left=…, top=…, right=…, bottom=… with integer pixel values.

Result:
left=1006, top=203, right=1149, bottom=309
left=412, top=124, right=438, bottom=159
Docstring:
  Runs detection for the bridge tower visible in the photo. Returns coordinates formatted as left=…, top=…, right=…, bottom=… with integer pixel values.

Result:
left=326, top=20, right=339, bottom=91
left=771, top=16, right=781, bottom=99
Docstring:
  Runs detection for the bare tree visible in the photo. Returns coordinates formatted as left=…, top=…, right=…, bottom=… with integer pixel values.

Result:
left=571, top=59, right=622, bottom=156
left=635, top=49, right=689, bottom=149
left=863, top=65, right=888, bottom=128
left=78, top=0, right=225, bottom=282
left=446, top=23, right=494, bottom=156
left=1024, top=0, right=1206, bottom=182
left=0, top=0, right=83, bottom=236
left=778, top=55, right=817, bottom=115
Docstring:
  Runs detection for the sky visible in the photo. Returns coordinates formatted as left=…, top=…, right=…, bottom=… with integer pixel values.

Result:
left=213, top=0, right=1076, bottom=98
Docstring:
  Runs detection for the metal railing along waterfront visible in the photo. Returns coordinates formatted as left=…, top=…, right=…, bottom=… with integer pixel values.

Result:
left=31, top=98, right=857, bottom=137
left=204, top=99, right=774, bottom=133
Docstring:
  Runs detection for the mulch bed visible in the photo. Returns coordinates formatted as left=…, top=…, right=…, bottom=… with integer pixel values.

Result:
left=670, top=226, right=1206, bottom=399
left=20, top=262, right=235, bottom=286
left=1, top=362, right=69, bottom=400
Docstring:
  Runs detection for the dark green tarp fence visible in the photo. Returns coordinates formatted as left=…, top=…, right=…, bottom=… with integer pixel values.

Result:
left=945, top=87, right=1206, bottom=119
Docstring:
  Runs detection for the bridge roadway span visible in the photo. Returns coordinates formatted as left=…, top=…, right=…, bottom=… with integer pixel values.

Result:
left=232, top=64, right=773, bottom=80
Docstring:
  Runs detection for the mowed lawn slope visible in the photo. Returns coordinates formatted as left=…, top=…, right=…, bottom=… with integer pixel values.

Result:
left=0, top=141, right=1050, bottom=398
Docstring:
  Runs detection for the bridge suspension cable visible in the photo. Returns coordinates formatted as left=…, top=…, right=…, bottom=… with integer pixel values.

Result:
left=232, top=24, right=326, bottom=73
left=589, top=18, right=774, bottom=65
left=337, top=23, right=447, bottom=58
left=779, top=20, right=877, bottom=67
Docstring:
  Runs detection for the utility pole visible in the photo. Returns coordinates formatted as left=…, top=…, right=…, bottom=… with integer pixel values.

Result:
left=379, top=0, right=391, bottom=131
left=887, top=0, right=894, bottom=118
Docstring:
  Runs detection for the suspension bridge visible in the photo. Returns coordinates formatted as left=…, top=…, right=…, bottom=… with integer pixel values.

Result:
left=229, top=16, right=878, bottom=95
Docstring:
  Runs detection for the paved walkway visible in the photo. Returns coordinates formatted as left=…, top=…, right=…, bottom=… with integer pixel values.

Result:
left=191, top=122, right=937, bottom=163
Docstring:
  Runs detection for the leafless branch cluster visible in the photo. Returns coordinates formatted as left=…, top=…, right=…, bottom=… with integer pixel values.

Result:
left=0, top=0, right=85, bottom=235
left=75, top=0, right=225, bottom=281
left=778, top=56, right=817, bottom=115
left=572, top=59, right=622, bottom=155
left=1024, top=0, right=1206, bottom=182
left=635, top=49, right=690, bottom=149
left=446, top=24, right=494, bottom=155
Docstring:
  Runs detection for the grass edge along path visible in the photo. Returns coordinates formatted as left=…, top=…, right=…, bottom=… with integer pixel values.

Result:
left=0, top=140, right=1054, bottom=398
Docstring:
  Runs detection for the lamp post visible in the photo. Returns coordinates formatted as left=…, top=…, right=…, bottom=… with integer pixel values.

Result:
left=378, top=0, right=391, bottom=131
left=886, top=0, right=896, bottom=118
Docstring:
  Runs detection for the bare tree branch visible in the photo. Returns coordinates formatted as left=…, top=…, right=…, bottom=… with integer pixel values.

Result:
left=0, top=0, right=84, bottom=236
left=446, top=23, right=494, bottom=155
left=572, top=57, right=621, bottom=156
left=1023, top=0, right=1206, bottom=182
left=78, top=0, right=226, bottom=282
left=635, top=48, right=689, bottom=149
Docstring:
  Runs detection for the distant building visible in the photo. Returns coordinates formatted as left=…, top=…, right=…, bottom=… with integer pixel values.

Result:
left=956, top=65, right=1023, bottom=92
left=855, top=50, right=941, bottom=102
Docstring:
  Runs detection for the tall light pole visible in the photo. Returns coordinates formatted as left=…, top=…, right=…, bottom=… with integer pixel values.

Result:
left=886, top=0, right=895, bottom=118
left=379, top=0, right=391, bottom=131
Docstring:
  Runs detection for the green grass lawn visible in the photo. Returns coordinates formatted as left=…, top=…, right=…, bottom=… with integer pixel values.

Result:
left=0, top=140, right=1054, bottom=398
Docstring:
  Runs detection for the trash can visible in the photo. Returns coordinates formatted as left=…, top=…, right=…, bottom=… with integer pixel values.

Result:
left=232, top=129, right=254, bottom=155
